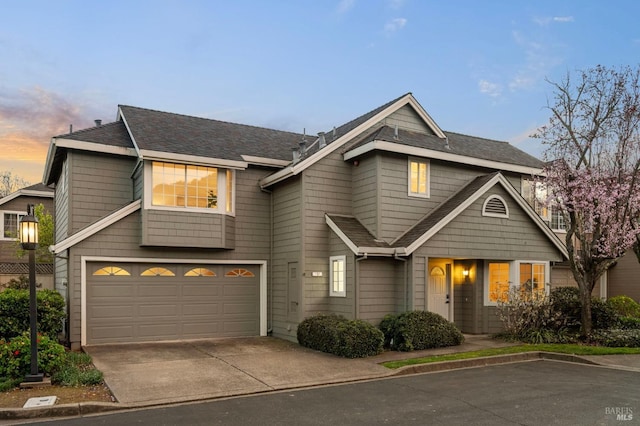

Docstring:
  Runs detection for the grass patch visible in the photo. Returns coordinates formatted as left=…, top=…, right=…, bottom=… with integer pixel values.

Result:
left=381, top=344, right=640, bottom=369
left=50, top=351, right=104, bottom=387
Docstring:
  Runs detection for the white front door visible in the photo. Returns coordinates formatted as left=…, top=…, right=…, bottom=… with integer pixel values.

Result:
left=428, top=266, right=450, bottom=320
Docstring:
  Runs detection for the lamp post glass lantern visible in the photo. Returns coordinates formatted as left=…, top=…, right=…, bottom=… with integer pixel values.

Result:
left=19, top=204, right=43, bottom=382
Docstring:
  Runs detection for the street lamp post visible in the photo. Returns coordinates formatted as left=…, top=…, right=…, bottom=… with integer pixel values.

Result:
left=19, top=204, right=43, bottom=382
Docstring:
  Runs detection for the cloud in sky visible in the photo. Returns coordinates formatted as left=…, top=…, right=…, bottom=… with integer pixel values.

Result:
left=387, top=0, right=404, bottom=9
left=336, top=0, right=355, bottom=15
left=0, top=86, right=103, bottom=183
left=384, top=18, right=407, bottom=34
left=478, top=80, right=502, bottom=98
left=533, top=15, right=574, bottom=26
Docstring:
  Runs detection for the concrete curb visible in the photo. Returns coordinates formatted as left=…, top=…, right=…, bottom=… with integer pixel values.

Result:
left=0, top=352, right=617, bottom=421
left=390, top=351, right=600, bottom=376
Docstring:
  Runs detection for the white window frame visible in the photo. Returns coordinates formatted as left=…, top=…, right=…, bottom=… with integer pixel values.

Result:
left=521, top=178, right=549, bottom=220
left=329, top=255, right=346, bottom=297
left=408, top=158, right=430, bottom=198
left=482, top=195, right=509, bottom=218
left=483, top=260, right=550, bottom=306
left=1, top=210, right=25, bottom=240
left=144, top=161, right=235, bottom=216
left=550, top=206, right=567, bottom=233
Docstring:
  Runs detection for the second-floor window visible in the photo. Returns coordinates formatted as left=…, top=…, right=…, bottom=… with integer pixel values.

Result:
left=521, top=178, right=548, bottom=219
left=151, top=161, right=234, bottom=213
left=2, top=211, right=24, bottom=239
left=550, top=207, right=567, bottom=231
left=408, top=158, right=430, bottom=198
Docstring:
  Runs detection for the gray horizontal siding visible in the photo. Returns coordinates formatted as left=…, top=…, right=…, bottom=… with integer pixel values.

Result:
left=353, top=154, right=379, bottom=236
left=415, top=185, right=563, bottom=261
left=141, top=209, right=231, bottom=248
left=384, top=105, right=434, bottom=134
left=69, top=152, right=135, bottom=233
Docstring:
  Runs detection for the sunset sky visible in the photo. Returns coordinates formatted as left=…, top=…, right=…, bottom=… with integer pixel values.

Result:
left=2, top=0, right=639, bottom=185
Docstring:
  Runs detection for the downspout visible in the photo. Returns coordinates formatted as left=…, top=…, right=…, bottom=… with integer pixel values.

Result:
left=261, top=186, right=274, bottom=334
left=395, top=251, right=408, bottom=312
left=355, top=253, right=368, bottom=319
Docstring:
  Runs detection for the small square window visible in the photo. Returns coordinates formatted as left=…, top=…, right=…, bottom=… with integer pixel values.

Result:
left=329, top=255, right=346, bottom=297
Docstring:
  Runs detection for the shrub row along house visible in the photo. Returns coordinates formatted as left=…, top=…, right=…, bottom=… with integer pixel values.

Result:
left=43, top=93, right=617, bottom=349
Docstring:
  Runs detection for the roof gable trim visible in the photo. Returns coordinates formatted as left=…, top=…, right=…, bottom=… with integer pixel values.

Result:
left=344, top=140, right=543, bottom=175
left=400, top=174, right=568, bottom=258
left=139, top=149, right=248, bottom=169
left=0, top=189, right=53, bottom=206
left=261, top=93, right=436, bottom=188
left=52, top=200, right=141, bottom=254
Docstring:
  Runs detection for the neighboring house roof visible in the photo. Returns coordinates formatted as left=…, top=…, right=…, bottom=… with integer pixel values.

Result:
left=0, top=263, right=53, bottom=275
left=0, top=183, right=54, bottom=206
left=326, top=172, right=568, bottom=259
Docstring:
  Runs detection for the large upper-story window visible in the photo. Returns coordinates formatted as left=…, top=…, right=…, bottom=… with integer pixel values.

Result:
left=550, top=206, right=567, bottom=232
left=1, top=211, right=24, bottom=240
left=408, top=158, right=430, bottom=198
left=521, top=178, right=548, bottom=219
left=151, top=161, right=234, bottom=213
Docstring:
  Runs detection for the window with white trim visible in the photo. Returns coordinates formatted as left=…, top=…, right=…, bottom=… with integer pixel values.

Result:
left=521, top=178, right=548, bottom=219
left=408, top=158, right=430, bottom=198
left=482, top=195, right=509, bottom=218
left=329, top=255, right=346, bottom=297
left=484, top=260, right=550, bottom=306
left=150, top=161, right=234, bottom=213
left=550, top=207, right=567, bottom=232
left=1, top=211, right=25, bottom=240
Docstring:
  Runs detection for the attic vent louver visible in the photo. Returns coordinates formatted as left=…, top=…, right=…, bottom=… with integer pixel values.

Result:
left=482, top=195, right=509, bottom=218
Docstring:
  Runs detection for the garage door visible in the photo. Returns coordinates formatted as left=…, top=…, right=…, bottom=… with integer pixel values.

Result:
left=86, top=262, right=260, bottom=344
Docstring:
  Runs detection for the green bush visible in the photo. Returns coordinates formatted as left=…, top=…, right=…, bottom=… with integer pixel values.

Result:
left=618, top=316, right=640, bottom=330
left=0, top=289, right=65, bottom=339
left=0, top=332, right=66, bottom=379
left=379, top=311, right=464, bottom=352
left=607, top=296, right=640, bottom=318
left=297, top=314, right=384, bottom=358
left=549, top=286, right=619, bottom=330
left=591, top=329, right=640, bottom=347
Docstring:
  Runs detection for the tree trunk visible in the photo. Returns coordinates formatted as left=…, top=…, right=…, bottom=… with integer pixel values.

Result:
left=579, top=285, right=593, bottom=337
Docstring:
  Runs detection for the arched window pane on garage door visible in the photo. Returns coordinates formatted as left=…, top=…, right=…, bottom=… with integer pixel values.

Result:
left=93, top=266, right=131, bottom=276
left=225, top=268, right=255, bottom=277
left=140, top=267, right=175, bottom=276
left=184, top=268, right=216, bottom=277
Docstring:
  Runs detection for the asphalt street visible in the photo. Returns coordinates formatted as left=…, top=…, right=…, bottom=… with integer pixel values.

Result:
left=29, top=360, right=639, bottom=426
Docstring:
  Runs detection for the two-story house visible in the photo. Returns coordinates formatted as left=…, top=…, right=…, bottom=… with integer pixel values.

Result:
left=43, top=93, right=569, bottom=349
left=0, top=183, right=54, bottom=289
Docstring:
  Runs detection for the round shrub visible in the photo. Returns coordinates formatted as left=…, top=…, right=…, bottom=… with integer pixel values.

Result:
left=297, top=314, right=383, bottom=358
left=607, top=296, right=640, bottom=318
left=0, top=289, right=65, bottom=340
left=380, top=311, right=464, bottom=352
left=618, top=316, right=640, bottom=330
left=0, top=332, right=66, bottom=379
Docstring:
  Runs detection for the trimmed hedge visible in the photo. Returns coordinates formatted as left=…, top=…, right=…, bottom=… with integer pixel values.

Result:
left=0, top=289, right=65, bottom=340
left=297, top=314, right=384, bottom=358
left=379, top=310, right=464, bottom=352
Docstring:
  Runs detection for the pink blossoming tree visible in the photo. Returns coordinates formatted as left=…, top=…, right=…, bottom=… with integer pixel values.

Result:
left=534, top=65, right=640, bottom=336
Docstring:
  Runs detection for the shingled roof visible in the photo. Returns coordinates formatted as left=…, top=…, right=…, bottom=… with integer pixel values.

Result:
left=118, top=105, right=304, bottom=162
left=56, top=121, right=134, bottom=149
left=345, top=126, right=544, bottom=169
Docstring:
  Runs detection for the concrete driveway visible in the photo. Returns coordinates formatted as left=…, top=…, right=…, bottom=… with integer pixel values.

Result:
left=84, top=337, right=393, bottom=406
